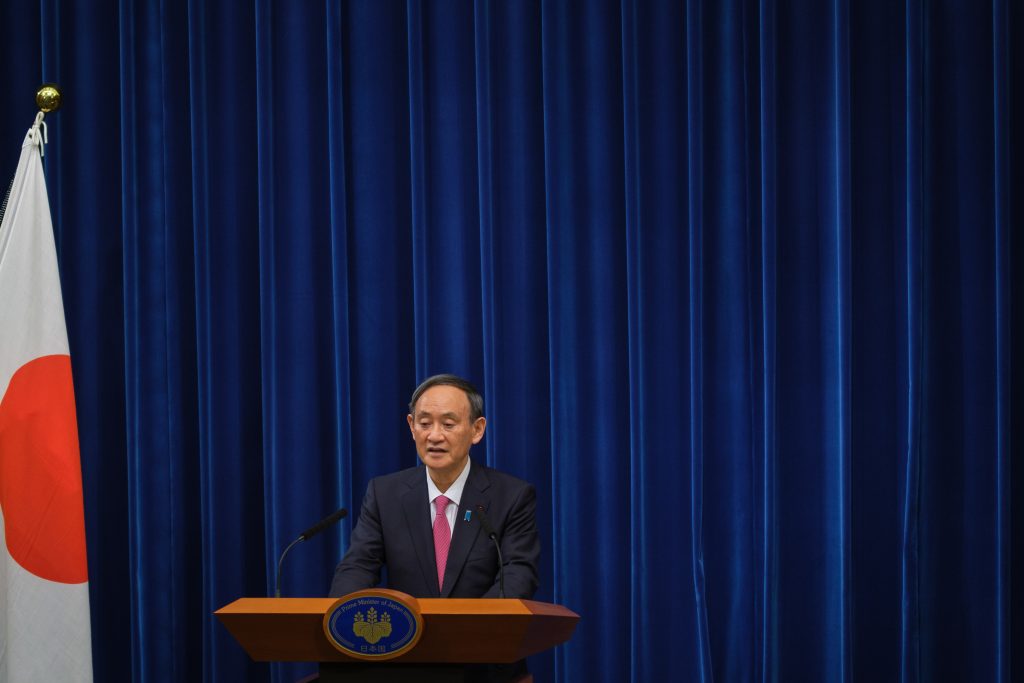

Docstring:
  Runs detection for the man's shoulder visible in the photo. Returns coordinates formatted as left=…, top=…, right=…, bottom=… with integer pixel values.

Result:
left=367, top=464, right=423, bottom=491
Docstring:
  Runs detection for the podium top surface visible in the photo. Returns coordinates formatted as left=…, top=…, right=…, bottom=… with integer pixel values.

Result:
left=216, top=596, right=579, bottom=664
left=217, top=597, right=550, bottom=616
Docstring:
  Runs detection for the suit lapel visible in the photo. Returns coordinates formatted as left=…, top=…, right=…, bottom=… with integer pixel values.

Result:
left=400, top=469, right=439, bottom=597
left=440, top=464, right=491, bottom=597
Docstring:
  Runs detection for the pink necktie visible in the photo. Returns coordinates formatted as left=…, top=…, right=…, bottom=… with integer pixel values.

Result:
left=432, top=495, right=452, bottom=591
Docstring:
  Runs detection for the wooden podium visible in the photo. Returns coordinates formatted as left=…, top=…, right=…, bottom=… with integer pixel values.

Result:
left=216, top=594, right=579, bottom=682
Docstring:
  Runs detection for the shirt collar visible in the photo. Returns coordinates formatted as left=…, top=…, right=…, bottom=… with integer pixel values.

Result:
left=426, top=457, right=472, bottom=506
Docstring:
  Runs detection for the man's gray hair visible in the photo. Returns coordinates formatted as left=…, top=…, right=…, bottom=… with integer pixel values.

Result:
left=408, top=374, right=485, bottom=421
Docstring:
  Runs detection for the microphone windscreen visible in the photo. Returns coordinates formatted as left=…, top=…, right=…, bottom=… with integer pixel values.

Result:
left=300, top=507, right=348, bottom=541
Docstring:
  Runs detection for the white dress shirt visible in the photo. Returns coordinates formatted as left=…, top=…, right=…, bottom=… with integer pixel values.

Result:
left=426, top=458, right=472, bottom=540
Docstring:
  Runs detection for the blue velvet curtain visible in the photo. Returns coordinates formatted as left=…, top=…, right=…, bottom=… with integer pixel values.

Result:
left=0, top=0, right=1020, bottom=681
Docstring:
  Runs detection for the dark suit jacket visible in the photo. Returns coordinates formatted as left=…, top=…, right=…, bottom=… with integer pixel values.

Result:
left=329, top=462, right=540, bottom=600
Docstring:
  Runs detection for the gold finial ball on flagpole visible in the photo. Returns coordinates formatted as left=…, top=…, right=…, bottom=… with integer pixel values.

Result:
left=36, top=84, right=63, bottom=113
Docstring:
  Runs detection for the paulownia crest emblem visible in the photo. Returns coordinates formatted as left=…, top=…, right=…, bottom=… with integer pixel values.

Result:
left=352, top=607, right=392, bottom=644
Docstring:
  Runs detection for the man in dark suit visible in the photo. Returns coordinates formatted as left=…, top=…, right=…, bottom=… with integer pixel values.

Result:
left=329, top=374, right=540, bottom=601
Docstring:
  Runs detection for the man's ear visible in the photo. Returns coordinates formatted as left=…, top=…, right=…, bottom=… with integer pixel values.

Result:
left=471, top=417, right=487, bottom=444
left=407, top=413, right=416, bottom=439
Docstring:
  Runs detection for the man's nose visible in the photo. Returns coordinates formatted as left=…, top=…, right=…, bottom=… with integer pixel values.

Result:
left=427, top=425, right=444, bottom=440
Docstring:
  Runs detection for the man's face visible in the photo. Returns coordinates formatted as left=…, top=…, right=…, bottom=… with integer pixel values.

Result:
left=407, top=385, right=486, bottom=482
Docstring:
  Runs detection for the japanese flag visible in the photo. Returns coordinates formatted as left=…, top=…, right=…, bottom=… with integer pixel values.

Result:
left=0, top=116, right=93, bottom=681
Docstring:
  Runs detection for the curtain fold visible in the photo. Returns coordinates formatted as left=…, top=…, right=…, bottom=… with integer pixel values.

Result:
left=755, top=2, right=778, bottom=680
left=992, top=3, right=1011, bottom=681
left=0, top=1, right=1017, bottom=681
left=899, top=0, right=924, bottom=678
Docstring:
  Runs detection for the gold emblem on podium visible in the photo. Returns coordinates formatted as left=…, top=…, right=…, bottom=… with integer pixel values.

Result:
left=352, top=607, right=393, bottom=644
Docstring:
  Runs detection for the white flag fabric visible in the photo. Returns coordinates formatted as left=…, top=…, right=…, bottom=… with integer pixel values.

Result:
left=0, top=116, right=93, bottom=681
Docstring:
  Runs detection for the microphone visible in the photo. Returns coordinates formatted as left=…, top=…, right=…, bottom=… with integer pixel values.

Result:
left=274, top=507, right=348, bottom=598
left=475, top=505, right=505, bottom=598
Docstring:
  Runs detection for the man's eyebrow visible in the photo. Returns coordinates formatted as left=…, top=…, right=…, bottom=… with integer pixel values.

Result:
left=415, top=410, right=461, bottom=419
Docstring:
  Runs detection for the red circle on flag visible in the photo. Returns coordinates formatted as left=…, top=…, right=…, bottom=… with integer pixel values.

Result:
left=0, top=354, right=89, bottom=584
